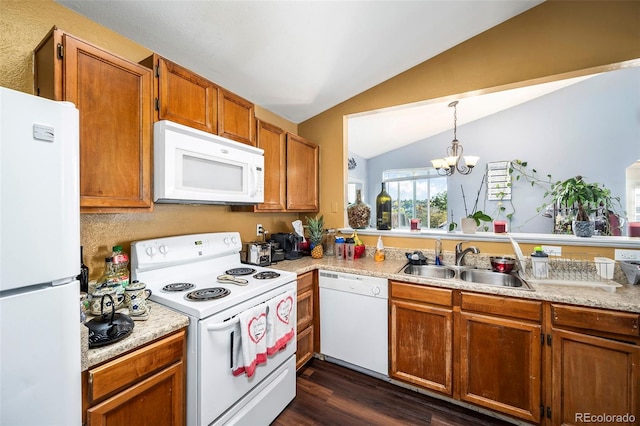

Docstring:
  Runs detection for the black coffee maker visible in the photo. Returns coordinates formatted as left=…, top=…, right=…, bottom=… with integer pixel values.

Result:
left=269, top=233, right=303, bottom=260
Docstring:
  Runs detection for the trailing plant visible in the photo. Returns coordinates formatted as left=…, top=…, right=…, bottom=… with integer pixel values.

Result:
left=508, top=159, right=625, bottom=235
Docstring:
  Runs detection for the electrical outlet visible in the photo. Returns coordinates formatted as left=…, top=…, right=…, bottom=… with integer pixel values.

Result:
left=541, top=245, right=562, bottom=256
left=615, top=249, right=640, bottom=261
left=256, top=224, right=263, bottom=237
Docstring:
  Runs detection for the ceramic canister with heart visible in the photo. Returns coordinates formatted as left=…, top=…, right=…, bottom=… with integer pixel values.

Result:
left=124, top=280, right=152, bottom=316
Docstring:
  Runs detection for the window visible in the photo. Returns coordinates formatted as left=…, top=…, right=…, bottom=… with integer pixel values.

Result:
left=382, top=168, right=447, bottom=229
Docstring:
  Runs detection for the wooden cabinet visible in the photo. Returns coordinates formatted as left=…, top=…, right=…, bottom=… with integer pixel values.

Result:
left=255, top=120, right=287, bottom=211
left=34, top=28, right=153, bottom=213
left=296, top=270, right=317, bottom=370
left=389, top=281, right=453, bottom=395
left=218, top=88, right=255, bottom=146
left=83, top=330, right=186, bottom=426
left=232, top=123, right=319, bottom=212
left=285, top=133, right=319, bottom=211
left=459, top=293, right=542, bottom=423
left=547, top=304, right=640, bottom=425
left=140, top=54, right=218, bottom=134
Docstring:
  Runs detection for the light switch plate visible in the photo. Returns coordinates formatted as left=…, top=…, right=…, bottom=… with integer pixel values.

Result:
left=614, top=249, right=640, bottom=261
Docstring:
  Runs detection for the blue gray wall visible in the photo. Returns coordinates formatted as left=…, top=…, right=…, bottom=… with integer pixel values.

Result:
left=364, top=67, right=640, bottom=233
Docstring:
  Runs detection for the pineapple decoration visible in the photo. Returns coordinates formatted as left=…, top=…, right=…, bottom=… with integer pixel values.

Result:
left=305, top=215, right=325, bottom=259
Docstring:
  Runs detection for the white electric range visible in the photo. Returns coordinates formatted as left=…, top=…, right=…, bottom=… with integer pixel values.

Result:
left=131, top=232, right=297, bottom=426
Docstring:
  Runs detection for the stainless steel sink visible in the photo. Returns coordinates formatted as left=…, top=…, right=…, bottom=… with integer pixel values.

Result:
left=459, top=269, right=533, bottom=290
left=402, top=264, right=456, bottom=279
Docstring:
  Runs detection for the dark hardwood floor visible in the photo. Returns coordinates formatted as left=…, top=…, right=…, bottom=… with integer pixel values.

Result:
left=273, top=359, right=515, bottom=426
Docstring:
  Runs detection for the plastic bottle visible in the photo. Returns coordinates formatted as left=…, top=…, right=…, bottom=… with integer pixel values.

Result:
left=376, top=183, right=392, bottom=230
left=111, top=245, right=130, bottom=290
left=531, top=246, right=549, bottom=279
left=98, top=257, right=120, bottom=292
left=435, top=239, right=443, bottom=265
left=374, top=236, right=385, bottom=262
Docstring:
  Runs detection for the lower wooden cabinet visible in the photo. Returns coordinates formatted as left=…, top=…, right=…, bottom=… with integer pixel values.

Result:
left=389, top=281, right=640, bottom=425
left=296, top=271, right=317, bottom=370
left=389, top=281, right=453, bottom=395
left=83, top=330, right=186, bottom=426
left=296, top=271, right=319, bottom=369
left=548, top=304, right=640, bottom=425
left=458, top=292, right=542, bottom=423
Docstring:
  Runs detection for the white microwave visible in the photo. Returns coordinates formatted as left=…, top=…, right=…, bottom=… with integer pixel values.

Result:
left=154, top=120, right=264, bottom=205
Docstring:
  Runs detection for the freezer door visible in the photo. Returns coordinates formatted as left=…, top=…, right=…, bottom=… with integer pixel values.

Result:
left=0, top=88, right=80, bottom=291
left=0, top=281, right=81, bottom=426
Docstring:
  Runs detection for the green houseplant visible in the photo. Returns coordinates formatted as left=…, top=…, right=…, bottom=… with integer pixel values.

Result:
left=548, top=175, right=615, bottom=237
left=509, top=160, right=624, bottom=236
left=459, top=176, right=492, bottom=234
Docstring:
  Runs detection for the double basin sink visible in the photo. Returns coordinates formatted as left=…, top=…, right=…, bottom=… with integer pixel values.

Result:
left=401, top=264, right=533, bottom=290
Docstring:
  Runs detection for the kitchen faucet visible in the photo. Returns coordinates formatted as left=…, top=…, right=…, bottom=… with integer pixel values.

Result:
left=455, top=242, right=480, bottom=266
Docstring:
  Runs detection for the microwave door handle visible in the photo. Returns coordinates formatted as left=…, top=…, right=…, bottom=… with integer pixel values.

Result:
left=249, top=165, right=258, bottom=197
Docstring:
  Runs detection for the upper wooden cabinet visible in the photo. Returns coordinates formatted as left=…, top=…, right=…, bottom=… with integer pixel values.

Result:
left=286, top=133, right=319, bottom=211
left=140, top=54, right=218, bottom=134
left=232, top=123, right=319, bottom=213
left=256, top=120, right=287, bottom=211
left=34, top=28, right=153, bottom=213
left=218, top=89, right=255, bottom=146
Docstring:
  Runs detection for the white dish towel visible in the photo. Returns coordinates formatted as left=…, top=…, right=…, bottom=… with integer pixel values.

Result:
left=266, top=290, right=296, bottom=355
left=232, top=302, right=268, bottom=377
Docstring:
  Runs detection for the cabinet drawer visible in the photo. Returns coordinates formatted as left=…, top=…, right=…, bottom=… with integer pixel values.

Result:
left=88, top=330, right=185, bottom=402
left=297, top=271, right=314, bottom=293
left=390, top=281, right=452, bottom=306
left=296, top=325, right=314, bottom=370
left=551, top=304, right=640, bottom=337
left=460, top=292, right=542, bottom=322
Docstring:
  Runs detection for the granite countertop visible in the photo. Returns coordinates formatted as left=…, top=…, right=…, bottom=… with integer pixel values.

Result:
left=270, top=248, right=640, bottom=314
left=81, top=301, right=189, bottom=371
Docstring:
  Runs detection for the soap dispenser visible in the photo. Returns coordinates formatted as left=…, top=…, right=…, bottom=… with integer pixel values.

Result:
left=435, top=238, right=443, bottom=265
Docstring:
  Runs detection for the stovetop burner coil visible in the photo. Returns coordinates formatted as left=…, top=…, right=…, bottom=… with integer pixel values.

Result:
left=185, top=287, right=231, bottom=301
left=162, top=282, right=196, bottom=292
left=253, top=271, right=281, bottom=280
left=225, top=267, right=256, bottom=276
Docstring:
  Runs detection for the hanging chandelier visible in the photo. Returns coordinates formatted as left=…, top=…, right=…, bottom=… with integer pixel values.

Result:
left=430, top=100, right=479, bottom=176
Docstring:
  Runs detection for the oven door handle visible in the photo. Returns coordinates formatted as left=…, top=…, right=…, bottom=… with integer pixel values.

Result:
left=207, top=317, right=239, bottom=331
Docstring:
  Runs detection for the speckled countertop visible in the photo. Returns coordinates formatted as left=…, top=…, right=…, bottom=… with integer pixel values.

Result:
left=81, top=248, right=638, bottom=371
left=81, top=301, right=189, bottom=371
left=269, top=248, right=640, bottom=314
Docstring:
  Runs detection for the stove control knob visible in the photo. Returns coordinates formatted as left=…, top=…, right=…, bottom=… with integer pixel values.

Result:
left=223, top=236, right=231, bottom=245
left=231, top=235, right=239, bottom=245
left=145, top=246, right=157, bottom=258
left=159, top=244, right=169, bottom=255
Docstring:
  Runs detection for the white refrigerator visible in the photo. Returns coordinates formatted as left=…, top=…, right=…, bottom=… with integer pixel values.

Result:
left=0, top=87, right=81, bottom=425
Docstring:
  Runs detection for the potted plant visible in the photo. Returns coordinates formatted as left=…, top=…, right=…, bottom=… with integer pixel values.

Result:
left=305, top=215, right=325, bottom=258
left=459, top=176, right=492, bottom=234
left=548, top=175, right=615, bottom=237
left=509, top=160, right=624, bottom=236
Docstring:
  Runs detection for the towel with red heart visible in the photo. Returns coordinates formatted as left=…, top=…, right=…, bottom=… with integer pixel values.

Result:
left=232, top=303, right=268, bottom=377
left=266, top=290, right=296, bottom=355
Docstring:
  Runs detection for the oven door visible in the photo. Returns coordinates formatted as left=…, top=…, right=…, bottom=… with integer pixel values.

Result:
left=196, top=283, right=296, bottom=425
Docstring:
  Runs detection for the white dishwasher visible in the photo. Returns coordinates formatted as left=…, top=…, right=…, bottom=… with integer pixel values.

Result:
left=319, top=270, right=388, bottom=377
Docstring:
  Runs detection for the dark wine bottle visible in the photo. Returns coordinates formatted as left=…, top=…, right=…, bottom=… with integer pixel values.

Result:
left=78, top=246, right=89, bottom=293
left=376, top=183, right=392, bottom=230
